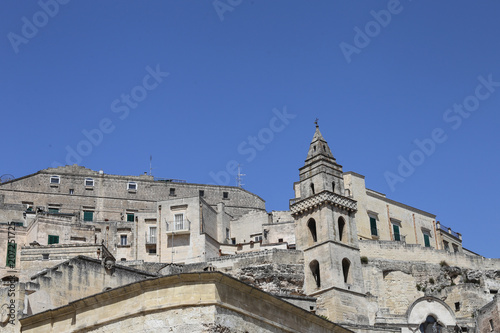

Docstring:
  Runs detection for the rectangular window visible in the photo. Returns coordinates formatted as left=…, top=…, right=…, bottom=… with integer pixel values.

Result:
left=174, top=214, right=184, bottom=230
left=50, top=175, right=60, bottom=184
left=443, top=241, right=449, bottom=251
left=278, top=238, right=284, bottom=243
left=149, top=227, right=157, bottom=243
left=370, top=217, right=378, bottom=236
left=231, top=238, right=236, bottom=245
left=120, top=235, right=127, bottom=246
left=127, top=182, right=137, bottom=190
left=393, top=224, right=400, bottom=241
left=254, top=235, right=262, bottom=242
left=69, top=189, right=74, bottom=195
left=83, top=211, right=94, bottom=222
left=48, top=207, right=60, bottom=213
left=148, top=248, right=157, bottom=254
left=454, top=302, right=460, bottom=311
left=489, top=319, right=494, bottom=331
left=223, top=192, right=229, bottom=199
left=169, top=188, right=176, bottom=196
left=423, top=233, right=431, bottom=247
left=452, top=244, right=459, bottom=253
left=6, top=242, right=16, bottom=268
left=85, top=178, right=94, bottom=186
left=48, top=235, right=59, bottom=245
left=199, top=190, right=204, bottom=197
left=127, top=213, right=134, bottom=222
left=226, top=228, right=230, bottom=239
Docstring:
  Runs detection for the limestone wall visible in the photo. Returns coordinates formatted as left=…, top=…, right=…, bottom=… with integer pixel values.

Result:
left=20, top=272, right=352, bottom=333
left=360, top=240, right=500, bottom=270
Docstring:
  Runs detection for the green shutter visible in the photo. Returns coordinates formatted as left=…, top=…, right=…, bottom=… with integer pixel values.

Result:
left=48, top=208, right=59, bottom=213
left=393, top=224, right=400, bottom=241
left=83, top=211, right=93, bottom=221
left=6, top=243, right=16, bottom=268
left=127, top=213, right=134, bottom=222
left=370, top=217, right=378, bottom=236
left=424, top=234, right=431, bottom=247
left=48, top=235, right=59, bottom=245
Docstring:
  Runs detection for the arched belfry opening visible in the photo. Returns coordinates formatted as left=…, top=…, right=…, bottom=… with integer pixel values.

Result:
left=307, top=218, right=317, bottom=242
left=309, top=260, right=321, bottom=288
left=342, top=258, right=351, bottom=284
left=310, top=183, right=315, bottom=195
left=338, top=217, right=346, bottom=242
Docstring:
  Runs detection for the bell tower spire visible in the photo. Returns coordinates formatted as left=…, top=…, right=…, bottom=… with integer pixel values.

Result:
left=290, top=123, right=368, bottom=324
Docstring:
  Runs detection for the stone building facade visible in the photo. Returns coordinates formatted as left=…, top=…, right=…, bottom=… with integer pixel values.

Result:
left=0, top=125, right=499, bottom=332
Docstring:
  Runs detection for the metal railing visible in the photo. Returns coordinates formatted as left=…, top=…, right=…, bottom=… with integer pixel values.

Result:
left=154, top=177, right=187, bottom=183
left=145, top=233, right=157, bottom=244
left=166, top=219, right=191, bottom=232
left=437, top=223, right=461, bottom=239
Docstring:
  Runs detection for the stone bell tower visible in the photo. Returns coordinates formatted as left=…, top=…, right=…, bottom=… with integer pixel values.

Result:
left=290, top=122, right=368, bottom=324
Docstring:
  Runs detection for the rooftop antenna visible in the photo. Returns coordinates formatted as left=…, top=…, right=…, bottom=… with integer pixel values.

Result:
left=315, top=118, right=319, bottom=127
left=236, top=164, right=245, bottom=188
left=149, top=155, right=152, bottom=176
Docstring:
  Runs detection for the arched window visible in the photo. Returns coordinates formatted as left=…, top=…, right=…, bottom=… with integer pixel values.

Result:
left=307, top=218, right=317, bottom=242
left=342, top=258, right=351, bottom=284
left=338, top=217, right=346, bottom=242
left=309, top=260, right=321, bottom=288
left=310, top=183, right=315, bottom=195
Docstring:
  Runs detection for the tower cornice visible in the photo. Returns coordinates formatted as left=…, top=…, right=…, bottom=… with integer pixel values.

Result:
left=290, top=190, right=357, bottom=216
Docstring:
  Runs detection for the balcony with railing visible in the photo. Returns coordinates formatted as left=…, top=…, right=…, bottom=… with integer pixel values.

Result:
left=166, top=219, right=191, bottom=234
left=437, top=222, right=462, bottom=241
left=145, top=233, right=157, bottom=245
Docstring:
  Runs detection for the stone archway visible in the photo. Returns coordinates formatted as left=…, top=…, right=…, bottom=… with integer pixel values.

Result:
left=407, top=297, right=456, bottom=333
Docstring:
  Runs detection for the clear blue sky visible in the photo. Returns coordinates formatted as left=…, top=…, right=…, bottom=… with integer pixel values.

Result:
left=1, top=1, right=499, bottom=258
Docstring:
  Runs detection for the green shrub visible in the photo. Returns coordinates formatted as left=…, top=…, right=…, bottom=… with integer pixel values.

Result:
left=429, top=278, right=435, bottom=284
left=360, top=256, right=368, bottom=264
left=440, top=261, right=449, bottom=267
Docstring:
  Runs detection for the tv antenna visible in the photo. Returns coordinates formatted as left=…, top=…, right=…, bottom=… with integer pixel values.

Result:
left=236, top=164, right=245, bottom=188
left=0, top=174, right=15, bottom=183
left=149, top=155, right=153, bottom=176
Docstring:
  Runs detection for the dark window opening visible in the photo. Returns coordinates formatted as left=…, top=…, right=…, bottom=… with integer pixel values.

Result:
left=338, top=217, right=346, bottom=242
left=42, top=253, right=49, bottom=260
left=393, top=224, right=400, bottom=241
left=454, top=302, right=460, bottom=311
left=199, top=190, right=204, bottom=197
left=424, top=233, right=431, bottom=247
left=223, top=192, right=229, bottom=199
left=310, top=183, right=315, bottom=195
left=342, top=258, right=351, bottom=284
left=148, top=248, right=157, bottom=254
left=309, top=260, right=320, bottom=288
left=370, top=217, right=378, bottom=236
left=127, top=213, right=134, bottom=222
left=332, top=182, right=335, bottom=193
left=307, top=218, right=317, bottom=242
left=169, top=188, right=176, bottom=196
left=278, top=238, right=283, bottom=243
